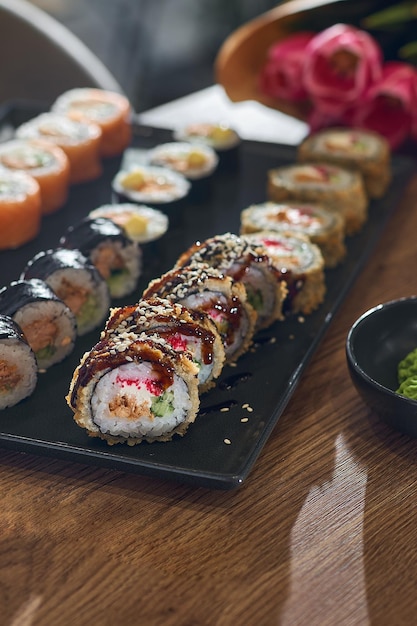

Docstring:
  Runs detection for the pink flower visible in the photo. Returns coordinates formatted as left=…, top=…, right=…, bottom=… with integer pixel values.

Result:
left=259, top=32, right=315, bottom=102
left=303, top=24, right=383, bottom=116
left=348, top=62, right=417, bottom=149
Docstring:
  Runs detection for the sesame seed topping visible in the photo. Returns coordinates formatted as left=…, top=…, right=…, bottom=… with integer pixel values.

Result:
left=224, top=438, right=232, bottom=445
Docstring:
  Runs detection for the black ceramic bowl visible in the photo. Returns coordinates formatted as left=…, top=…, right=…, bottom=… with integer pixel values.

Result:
left=346, top=296, right=417, bottom=438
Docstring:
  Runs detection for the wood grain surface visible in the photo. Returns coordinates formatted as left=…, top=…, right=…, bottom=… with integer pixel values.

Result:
left=3, top=172, right=417, bottom=625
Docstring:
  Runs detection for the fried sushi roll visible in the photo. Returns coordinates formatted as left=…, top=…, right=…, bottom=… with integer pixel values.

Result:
left=143, top=262, right=257, bottom=363
left=60, top=217, right=142, bottom=299
left=51, top=88, right=132, bottom=157
left=0, top=278, right=77, bottom=370
left=66, top=332, right=199, bottom=445
left=240, top=201, right=346, bottom=268
left=0, top=139, right=70, bottom=214
left=16, top=112, right=102, bottom=184
left=175, top=232, right=287, bottom=330
left=267, top=162, right=368, bottom=236
left=297, top=127, right=391, bottom=199
left=0, top=169, right=41, bottom=250
left=22, top=248, right=110, bottom=336
left=241, top=231, right=326, bottom=315
left=0, top=315, right=37, bottom=409
left=104, top=297, right=226, bottom=392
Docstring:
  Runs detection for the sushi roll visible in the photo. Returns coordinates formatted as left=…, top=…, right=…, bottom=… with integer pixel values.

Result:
left=0, top=139, right=70, bottom=214
left=112, top=165, right=190, bottom=205
left=297, top=127, right=392, bottom=199
left=173, top=122, right=241, bottom=152
left=267, top=162, right=368, bottom=236
left=51, top=88, right=132, bottom=158
left=0, top=169, right=41, bottom=250
left=0, top=279, right=77, bottom=370
left=21, top=248, right=110, bottom=336
left=89, top=203, right=169, bottom=244
left=148, top=142, right=219, bottom=180
left=240, top=201, right=346, bottom=268
left=66, top=332, right=200, bottom=445
left=16, top=112, right=102, bottom=184
left=143, top=262, right=257, bottom=363
left=241, top=231, right=326, bottom=315
left=0, top=315, right=37, bottom=409
left=175, top=232, right=287, bottom=330
left=60, top=217, right=142, bottom=299
left=104, top=297, right=226, bottom=393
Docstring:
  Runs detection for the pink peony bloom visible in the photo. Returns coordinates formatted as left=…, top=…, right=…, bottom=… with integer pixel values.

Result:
left=259, top=32, right=315, bottom=102
left=303, top=24, right=383, bottom=116
left=348, top=62, right=417, bottom=149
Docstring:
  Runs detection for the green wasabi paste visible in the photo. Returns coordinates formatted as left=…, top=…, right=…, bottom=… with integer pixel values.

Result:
left=396, top=347, right=417, bottom=399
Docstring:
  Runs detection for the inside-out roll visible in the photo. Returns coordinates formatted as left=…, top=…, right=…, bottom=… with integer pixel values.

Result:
left=67, top=332, right=200, bottom=445
left=104, top=297, right=226, bottom=393
left=143, top=262, right=257, bottom=363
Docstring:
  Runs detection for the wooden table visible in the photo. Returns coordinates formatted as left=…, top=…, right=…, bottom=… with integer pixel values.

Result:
left=3, top=100, right=417, bottom=626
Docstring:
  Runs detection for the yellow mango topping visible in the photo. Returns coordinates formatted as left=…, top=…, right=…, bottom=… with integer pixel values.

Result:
left=121, top=170, right=145, bottom=190
left=124, top=213, right=149, bottom=237
left=187, top=150, right=206, bottom=168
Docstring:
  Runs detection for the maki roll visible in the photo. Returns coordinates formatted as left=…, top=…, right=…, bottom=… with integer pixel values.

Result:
left=0, top=169, right=41, bottom=250
left=16, top=112, right=102, bottom=184
left=0, top=139, right=70, bottom=214
left=0, top=315, right=37, bottom=409
left=148, top=142, right=219, bottom=180
left=89, top=203, right=168, bottom=244
left=240, top=201, right=346, bottom=268
left=143, top=262, right=257, bottom=363
left=112, top=165, right=190, bottom=205
left=175, top=232, right=287, bottom=330
left=51, top=87, right=132, bottom=157
left=104, top=297, right=226, bottom=393
left=22, top=248, right=110, bottom=336
left=242, top=231, right=326, bottom=315
left=297, top=127, right=391, bottom=199
left=66, top=332, right=200, bottom=445
left=173, top=122, right=240, bottom=152
left=267, top=162, right=368, bottom=236
left=0, top=279, right=77, bottom=370
left=60, top=217, right=142, bottom=299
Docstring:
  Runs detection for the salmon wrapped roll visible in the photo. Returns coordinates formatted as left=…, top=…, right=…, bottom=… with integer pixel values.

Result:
left=104, top=297, right=225, bottom=392
left=0, top=169, right=41, bottom=250
left=66, top=332, right=199, bottom=445
left=52, top=88, right=132, bottom=157
left=16, top=112, right=102, bottom=184
left=0, top=315, right=37, bottom=410
left=267, top=162, right=368, bottom=236
left=175, top=232, right=287, bottom=330
left=0, top=139, right=70, bottom=214
left=143, top=262, right=256, bottom=363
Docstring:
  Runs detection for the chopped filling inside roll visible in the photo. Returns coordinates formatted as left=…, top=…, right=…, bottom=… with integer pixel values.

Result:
left=0, top=360, right=21, bottom=392
left=20, top=318, right=58, bottom=358
left=121, top=170, right=175, bottom=193
left=91, top=361, right=191, bottom=439
left=55, top=278, right=90, bottom=315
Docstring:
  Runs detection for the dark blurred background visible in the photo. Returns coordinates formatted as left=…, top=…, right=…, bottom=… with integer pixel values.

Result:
left=28, top=0, right=280, bottom=112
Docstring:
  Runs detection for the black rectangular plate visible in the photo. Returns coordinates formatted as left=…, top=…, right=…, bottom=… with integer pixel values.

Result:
left=0, top=101, right=415, bottom=489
